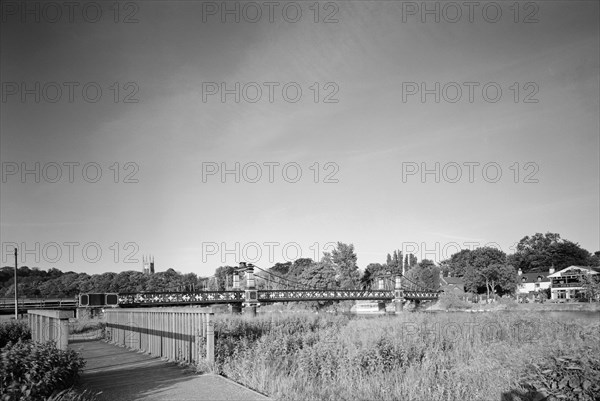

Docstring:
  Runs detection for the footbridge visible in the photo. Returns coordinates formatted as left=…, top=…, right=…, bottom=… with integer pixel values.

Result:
left=116, top=263, right=441, bottom=312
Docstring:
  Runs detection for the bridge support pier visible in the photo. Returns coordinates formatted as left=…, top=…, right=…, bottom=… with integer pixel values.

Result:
left=394, top=275, right=404, bottom=314
left=243, top=263, right=258, bottom=317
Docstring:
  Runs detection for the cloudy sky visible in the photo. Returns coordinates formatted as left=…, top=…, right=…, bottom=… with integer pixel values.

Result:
left=1, top=1, right=598, bottom=276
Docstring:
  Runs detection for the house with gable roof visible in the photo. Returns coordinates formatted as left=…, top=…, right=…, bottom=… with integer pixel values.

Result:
left=517, top=267, right=552, bottom=296
left=547, top=265, right=600, bottom=300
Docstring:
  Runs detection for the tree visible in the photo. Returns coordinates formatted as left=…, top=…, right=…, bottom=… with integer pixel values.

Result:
left=287, top=258, right=313, bottom=281
left=441, top=249, right=474, bottom=277
left=299, top=261, right=337, bottom=290
left=386, top=250, right=403, bottom=275
left=581, top=273, right=600, bottom=301
left=509, top=232, right=591, bottom=272
left=405, top=259, right=440, bottom=290
left=326, top=242, right=360, bottom=288
left=478, top=264, right=519, bottom=299
left=460, top=247, right=508, bottom=294
left=361, top=263, right=386, bottom=289
left=588, top=251, right=600, bottom=267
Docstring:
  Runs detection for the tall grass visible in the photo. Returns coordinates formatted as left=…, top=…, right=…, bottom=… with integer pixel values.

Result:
left=211, top=312, right=600, bottom=401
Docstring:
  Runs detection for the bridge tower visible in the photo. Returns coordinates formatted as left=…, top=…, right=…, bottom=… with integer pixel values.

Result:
left=377, top=276, right=387, bottom=312
left=394, top=275, right=404, bottom=313
left=230, top=270, right=242, bottom=314
left=242, top=262, right=258, bottom=316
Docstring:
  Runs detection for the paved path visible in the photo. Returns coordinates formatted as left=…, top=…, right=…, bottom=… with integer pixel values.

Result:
left=70, top=339, right=270, bottom=401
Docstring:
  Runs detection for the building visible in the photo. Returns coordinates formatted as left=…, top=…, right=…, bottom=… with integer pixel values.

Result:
left=547, top=265, right=600, bottom=300
left=142, top=256, right=155, bottom=274
left=440, top=276, right=465, bottom=295
left=517, top=267, right=552, bottom=296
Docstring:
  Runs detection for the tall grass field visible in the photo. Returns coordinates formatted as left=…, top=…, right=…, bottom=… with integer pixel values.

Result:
left=210, top=312, right=600, bottom=401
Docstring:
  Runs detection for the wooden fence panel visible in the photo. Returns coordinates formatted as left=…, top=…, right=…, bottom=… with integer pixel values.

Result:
left=104, top=307, right=214, bottom=364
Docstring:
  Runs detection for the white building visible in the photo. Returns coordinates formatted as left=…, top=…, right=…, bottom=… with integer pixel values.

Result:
left=548, top=265, right=600, bottom=300
left=517, top=267, right=552, bottom=295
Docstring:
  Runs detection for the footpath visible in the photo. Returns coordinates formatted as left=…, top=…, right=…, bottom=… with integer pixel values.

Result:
left=69, top=339, right=270, bottom=401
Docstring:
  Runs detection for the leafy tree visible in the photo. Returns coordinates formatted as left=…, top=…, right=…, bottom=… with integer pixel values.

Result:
left=361, top=263, right=387, bottom=289
left=299, top=261, right=337, bottom=290
left=287, top=258, right=313, bottom=281
left=441, top=249, right=474, bottom=277
left=386, top=250, right=403, bottom=275
left=477, top=263, right=518, bottom=299
left=580, top=274, right=600, bottom=301
left=405, top=259, right=440, bottom=290
left=588, top=251, right=600, bottom=267
left=326, top=242, right=360, bottom=288
left=404, top=253, right=418, bottom=269
left=509, top=232, right=590, bottom=272
left=459, top=247, right=508, bottom=294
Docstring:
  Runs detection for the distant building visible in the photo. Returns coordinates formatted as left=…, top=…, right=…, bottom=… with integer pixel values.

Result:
left=517, top=267, right=552, bottom=295
left=440, top=276, right=465, bottom=295
left=142, top=256, right=155, bottom=274
left=548, top=265, right=600, bottom=300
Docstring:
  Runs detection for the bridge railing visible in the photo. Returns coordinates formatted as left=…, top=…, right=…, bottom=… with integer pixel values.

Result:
left=27, top=309, right=74, bottom=350
left=104, top=307, right=215, bottom=364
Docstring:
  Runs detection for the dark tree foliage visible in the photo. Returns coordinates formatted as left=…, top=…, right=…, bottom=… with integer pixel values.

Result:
left=508, top=232, right=591, bottom=273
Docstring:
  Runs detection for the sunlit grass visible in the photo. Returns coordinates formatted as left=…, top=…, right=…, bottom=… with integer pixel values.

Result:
left=211, top=312, right=600, bottom=401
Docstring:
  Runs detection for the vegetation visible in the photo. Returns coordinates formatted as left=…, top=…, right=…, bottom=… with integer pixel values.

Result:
left=0, top=319, right=31, bottom=348
left=211, top=312, right=600, bottom=401
left=1, top=340, right=86, bottom=400
left=1, top=320, right=88, bottom=400
left=508, top=233, right=596, bottom=273
left=2, top=232, right=598, bottom=301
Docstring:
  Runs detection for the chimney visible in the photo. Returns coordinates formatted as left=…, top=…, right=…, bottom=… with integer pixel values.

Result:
left=518, top=268, right=522, bottom=276
left=549, top=266, right=555, bottom=275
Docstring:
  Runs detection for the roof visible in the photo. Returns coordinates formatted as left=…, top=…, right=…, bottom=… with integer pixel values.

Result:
left=547, top=265, right=600, bottom=278
left=441, top=277, right=464, bottom=285
left=519, top=272, right=550, bottom=283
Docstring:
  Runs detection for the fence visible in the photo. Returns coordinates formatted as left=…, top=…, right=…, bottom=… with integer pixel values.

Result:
left=27, top=309, right=74, bottom=350
left=104, top=307, right=214, bottom=364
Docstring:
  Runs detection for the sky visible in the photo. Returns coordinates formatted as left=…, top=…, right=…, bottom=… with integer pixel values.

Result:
left=1, top=1, right=599, bottom=276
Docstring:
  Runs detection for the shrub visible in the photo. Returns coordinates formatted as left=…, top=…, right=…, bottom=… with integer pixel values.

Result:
left=434, top=292, right=472, bottom=310
left=520, top=348, right=600, bottom=401
left=0, top=319, right=31, bottom=348
left=0, top=340, right=86, bottom=401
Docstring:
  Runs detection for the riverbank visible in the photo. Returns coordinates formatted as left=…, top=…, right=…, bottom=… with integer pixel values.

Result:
left=427, top=300, right=600, bottom=313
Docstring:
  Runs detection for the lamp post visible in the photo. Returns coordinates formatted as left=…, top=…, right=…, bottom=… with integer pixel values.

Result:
left=14, top=248, right=18, bottom=319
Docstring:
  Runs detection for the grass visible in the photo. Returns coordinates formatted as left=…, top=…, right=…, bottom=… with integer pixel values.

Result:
left=210, top=311, right=600, bottom=401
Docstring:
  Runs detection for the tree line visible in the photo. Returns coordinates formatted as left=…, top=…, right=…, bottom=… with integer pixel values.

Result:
left=2, top=232, right=599, bottom=299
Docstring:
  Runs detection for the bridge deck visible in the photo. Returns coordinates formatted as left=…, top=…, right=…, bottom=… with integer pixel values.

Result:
left=70, top=340, right=269, bottom=401
left=118, top=289, right=440, bottom=307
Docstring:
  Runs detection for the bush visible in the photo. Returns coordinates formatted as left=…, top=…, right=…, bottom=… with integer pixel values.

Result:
left=434, top=292, right=472, bottom=310
left=521, top=348, right=600, bottom=401
left=0, top=340, right=86, bottom=401
left=0, top=319, right=31, bottom=348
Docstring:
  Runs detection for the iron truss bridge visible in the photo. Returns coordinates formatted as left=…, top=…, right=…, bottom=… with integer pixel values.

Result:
left=0, top=298, right=77, bottom=313
left=117, top=289, right=440, bottom=307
